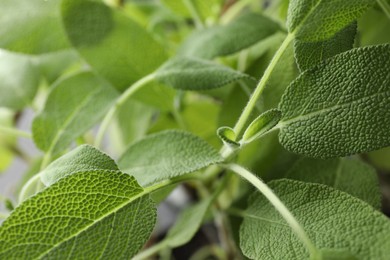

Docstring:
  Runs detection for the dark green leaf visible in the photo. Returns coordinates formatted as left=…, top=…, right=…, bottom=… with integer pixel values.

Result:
left=240, top=179, right=390, bottom=259
left=287, top=158, right=381, bottom=208
left=278, top=45, right=390, bottom=158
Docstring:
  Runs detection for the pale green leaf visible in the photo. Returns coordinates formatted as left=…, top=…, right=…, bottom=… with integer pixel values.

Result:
left=278, top=45, right=390, bottom=158
left=319, top=248, right=358, bottom=260
left=240, top=179, right=390, bottom=260
left=242, top=109, right=281, bottom=144
left=33, top=72, right=118, bottom=155
left=287, top=0, right=373, bottom=41
left=0, top=0, right=69, bottom=54
left=61, top=0, right=167, bottom=91
left=165, top=197, right=212, bottom=247
left=179, top=13, right=281, bottom=59
left=161, top=0, right=222, bottom=21
left=118, top=130, right=223, bottom=186
left=40, top=145, right=118, bottom=186
left=155, top=57, right=254, bottom=90
left=294, top=23, right=357, bottom=71
left=217, top=126, right=239, bottom=148
left=0, top=50, right=40, bottom=110
left=286, top=158, right=380, bottom=209
left=0, top=170, right=156, bottom=259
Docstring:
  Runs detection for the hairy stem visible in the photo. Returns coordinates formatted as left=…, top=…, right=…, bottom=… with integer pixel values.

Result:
left=0, top=125, right=31, bottom=139
left=377, top=0, right=390, bottom=20
left=225, top=163, right=320, bottom=258
left=232, top=32, right=294, bottom=137
left=95, top=73, right=156, bottom=148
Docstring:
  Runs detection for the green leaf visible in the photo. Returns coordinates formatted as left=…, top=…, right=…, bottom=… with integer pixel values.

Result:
left=242, top=109, right=281, bottom=144
left=294, top=23, right=357, bottom=71
left=0, top=50, right=40, bottom=110
left=40, top=145, right=118, bottom=186
left=286, top=158, right=380, bottom=209
left=0, top=170, right=156, bottom=259
left=179, top=13, right=281, bottom=59
left=240, top=179, right=390, bottom=259
left=33, top=72, right=118, bottom=155
left=319, top=248, right=359, bottom=260
left=165, top=197, right=212, bottom=247
left=118, top=130, right=223, bottom=186
left=0, top=0, right=69, bottom=54
left=287, top=0, right=373, bottom=41
left=155, top=57, right=254, bottom=90
left=217, top=126, right=240, bottom=148
left=61, top=0, right=167, bottom=91
left=278, top=45, right=390, bottom=158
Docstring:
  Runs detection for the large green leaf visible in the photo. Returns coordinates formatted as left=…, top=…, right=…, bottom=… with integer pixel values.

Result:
left=118, top=130, right=223, bottom=186
left=40, top=145, right=118, bottom=186
left=0, top=170, right=156, bottom=259
left=278, top=45, right=390, bottom=158
left=286, top=158, right=380, bottom=209
left=0, top=50, right=40, bottom=110
left=61, top=0, right=167, bottom=91
left=155, top=57, right=254, bottom=90
left=179, top=13, right=281, bottom=59
left=33, top=72, right=118, bottom=155
left=287, top=0, right=373, bottom=41
left=294, top=23, right=357, bottom=71
left=0, top=0, right=69, bottom=54
left=240, top=179, right=390, bottom=259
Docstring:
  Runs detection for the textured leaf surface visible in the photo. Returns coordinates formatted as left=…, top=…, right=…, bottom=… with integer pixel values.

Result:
left=118, top=130, right=223, bottom=186
left=0, top=50, right=40, bottom=110
left=179, top=13, right=280, bottom=59
left=41, top=145, right=118, bottom=186
left=0, top=0, right=69, bottom=54
left=61, top=0, right=167, bottom=91
left=242, top=109, right=281, bottom=144
left=287, top=0, right=373, bottom=41
left=278, top=45, right=390, bottom=158
left=156, top=57, right=254, bottom=90
left=294, top=23, right=357, bottom=71
left=165, top=198, right=212, bottom=247
left=240, top=179, right=390, bottom=260
left=0, top=170, right=156, bottom=259
left=287, top=158, right=380, bottom=208
left=33, top=72, right=118, bottom=155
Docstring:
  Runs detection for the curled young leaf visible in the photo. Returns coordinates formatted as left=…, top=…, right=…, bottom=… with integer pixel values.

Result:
left=217, top=126, right=240, bottom=148
left=242, top=109, right=282, bottom=144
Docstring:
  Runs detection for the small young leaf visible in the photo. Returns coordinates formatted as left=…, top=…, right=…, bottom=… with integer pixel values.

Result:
left=278, top=45, right=390, bottom=158
left=165, top=197, right=212, bottom=247
left=61, top=0, right=167, bottom=91
left=0, top=170, right=156, bottom=259
left=294, top=23, right=357, bottom=71
left=118, top=130, right=223, bottom=186
left=286, top=158, right=381, bottom=209
left=0, top=50, right=40, bottom=110
left=33, top=72, right=118, bottom=155
left=240, top=179, right=390, bottom=259
left=287, top=0, right=373, bottom=42
left=179, top=13, right=281, bottom=59
left=217, top=126, right=239, bottom=148
left=155, top=57, right=254, bottom=90
left=0, top=0, right=69, bottom=54
left=40, top=144, right=118, bottom=186
left=242, top=109, right=282, bottom=144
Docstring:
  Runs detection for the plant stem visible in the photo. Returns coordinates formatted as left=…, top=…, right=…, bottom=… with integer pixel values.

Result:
left=182, top=0, right=204, bottom=29
left=0, top=125, right=31, bottom=139
left=225, top=163, right=320, bottom=258
left=232, top=32, right=294, bottom=137
left=377, top=0, right=390, bottom=20
left=132, top=241, right=167, bottom=260
left=220, top=0, right=254, bottom=25
left=95, top=73, right=156, bottom=148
